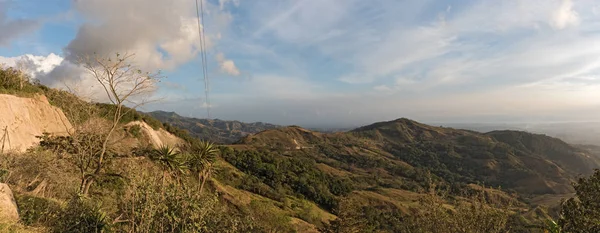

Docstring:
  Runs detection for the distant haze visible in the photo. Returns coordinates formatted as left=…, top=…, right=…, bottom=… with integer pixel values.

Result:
left=441, top=122, right=600, bottom=146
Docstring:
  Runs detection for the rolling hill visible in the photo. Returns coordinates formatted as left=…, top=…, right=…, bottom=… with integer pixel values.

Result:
left=141, top=112, right=600, bottom=230
left=234, top=118, right=600, bottom=196
left=146, top=110, right=281, bottom=144
left=207, top=118, right=600, bottom=231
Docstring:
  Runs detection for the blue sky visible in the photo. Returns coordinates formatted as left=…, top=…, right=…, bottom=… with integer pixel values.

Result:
left=2, top=0, right=600, bottom=127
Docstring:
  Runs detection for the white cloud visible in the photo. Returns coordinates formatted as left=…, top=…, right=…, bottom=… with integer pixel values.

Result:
left=216, top=53, right=240, bottom=76
left=60, top=0, right=232, bottom=72
left=219, top=0, right=240, bottom=10
left=0, top=53, right=63, bottom=78
left=250, top=0, right=590, bottom=87
left=1, top=0, right=233, bottom=105
left=1, top=53, right=158, bottom=104
left=0, top=56, right=17, bottom=67
left=550, top=0, right=579, bottom=29
left=19, top=54, right=64, bottom=74
left=251, top=0, right=358, bottom=43
left=65, top=0, right=201, bottom=70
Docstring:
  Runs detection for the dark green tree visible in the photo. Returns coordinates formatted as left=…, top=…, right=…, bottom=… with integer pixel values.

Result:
left=560, top=169, right=600, bottom=232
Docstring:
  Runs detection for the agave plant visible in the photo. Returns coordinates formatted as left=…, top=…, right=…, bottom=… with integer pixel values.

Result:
left=184, top=140, right=218, bottom=192
left=149, top=145, right=187, bottom=186
left=545, top=219, right=561, bottom=233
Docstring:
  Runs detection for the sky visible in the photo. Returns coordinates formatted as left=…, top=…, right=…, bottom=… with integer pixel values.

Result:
left=2, top=0, right=600, bottom=128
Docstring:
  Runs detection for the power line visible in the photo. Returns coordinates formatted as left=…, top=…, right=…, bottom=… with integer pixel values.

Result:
left=195, top=0, right=211, bottom=119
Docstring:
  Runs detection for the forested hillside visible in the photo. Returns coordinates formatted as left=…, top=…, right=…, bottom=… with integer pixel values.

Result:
left=238, top=118, right=600, bottom=196
left=218, top=118, right=600, bottom=231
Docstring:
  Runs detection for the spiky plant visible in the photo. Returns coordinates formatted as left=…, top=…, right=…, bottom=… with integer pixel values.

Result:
left=149, top=145, right=187, bottom=186
left=545, top=219, right=562, bottom=233
left=183, top=141, right=218, bottom=192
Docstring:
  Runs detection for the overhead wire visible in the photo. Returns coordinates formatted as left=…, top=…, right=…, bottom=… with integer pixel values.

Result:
left=195, top=0, right=211, bottom=119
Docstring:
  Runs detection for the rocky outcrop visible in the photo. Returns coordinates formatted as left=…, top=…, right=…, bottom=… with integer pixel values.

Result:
left=0, top=183, right=18, bottom=222
left=0, top=94, right=72, bottom=153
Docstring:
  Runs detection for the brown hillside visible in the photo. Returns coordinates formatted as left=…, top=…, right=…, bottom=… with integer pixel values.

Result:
left=0, top=94, right=72, bottom=152
left=238, top=118, right=598, bottom=196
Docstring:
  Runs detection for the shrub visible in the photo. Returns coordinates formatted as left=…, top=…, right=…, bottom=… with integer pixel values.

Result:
left=248, top=200, right=294, bottom=233
left=0, top=66, right=43, bottom=96
left=0, top=150, right=79, bottom=200
left=95, top=104, right=163, bottom=130
left=126, top=125, right=142, bottom=138
left=16, top=194, right=62, bottom=227
left=0, top=168, right=8, bottom=183
left=118, top=176, right=254, bottom=233
left=323, top=191, right=515, bottom=233
left=295, top=199, right=323, bottom=226
left=53, top=197, right=111, bottom=233
left=559, top=169, right=600, bottom=232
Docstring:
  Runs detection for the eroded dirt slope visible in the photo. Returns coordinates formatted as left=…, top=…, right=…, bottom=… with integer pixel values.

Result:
left=0, top=94, right=72, bottom=152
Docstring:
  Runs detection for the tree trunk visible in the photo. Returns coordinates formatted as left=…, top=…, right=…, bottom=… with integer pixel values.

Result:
left=198, top=172, right=204, bottom=192
left=91, top=105, right=121, bottom=191
left=83, top=177, right=94, bottom=195
left=200, top=171, right=208, bottom=193
left=79, top=177, right=87, bottom=194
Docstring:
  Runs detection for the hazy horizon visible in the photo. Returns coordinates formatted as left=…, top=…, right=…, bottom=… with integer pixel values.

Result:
left=146, top=109, right=600, bottom=129
left=144, top=109, right=600, bottom=146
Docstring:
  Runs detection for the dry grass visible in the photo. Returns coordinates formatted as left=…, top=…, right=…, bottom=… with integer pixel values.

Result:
left=0, top=150, right=79, bottom=200
left=315, top=163, right=351, bottom=177
left=0, top=220, right=46, bottom=233
left=353, top=188, right=426, bottom=212
left=289, top=217, right=320, bottom=233
left=528, top=193, right=574, bottom=207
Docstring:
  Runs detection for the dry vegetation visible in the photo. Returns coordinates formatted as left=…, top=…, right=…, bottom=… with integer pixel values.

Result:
left=1, top=59, right=597, bottom=232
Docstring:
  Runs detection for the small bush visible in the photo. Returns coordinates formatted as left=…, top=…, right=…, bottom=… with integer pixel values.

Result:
left=16, top=194, right=62, bottom=227
left=95, top=104, right=163, bottom=130
left=118, top=176, right=254, bottom=233
left=53, top=197, right=111, bottom=233
left=295, top=200, right=323, bottom=226
left=0, top=168, right=8, bottom=183
left=126, top=125, right=142, bottom=138
left=0, top=66, right=43, bottom=96
left=249, top=200, right=294, bottom=233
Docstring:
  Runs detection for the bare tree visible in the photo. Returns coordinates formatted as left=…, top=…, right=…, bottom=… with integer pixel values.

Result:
left=75, top=52, right=161, bottom=195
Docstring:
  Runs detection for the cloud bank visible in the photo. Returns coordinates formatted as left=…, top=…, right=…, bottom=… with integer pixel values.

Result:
left=4, top=0, right=233, bottom=103
left=0, top=2, right=39, bottom=46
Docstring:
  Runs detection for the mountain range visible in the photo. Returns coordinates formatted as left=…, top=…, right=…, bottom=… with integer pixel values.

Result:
left=138, top=111, right=600, bottom=230
left=235, top=118, right=600, bottom=197
left=146, top=110, right=281, bottom=144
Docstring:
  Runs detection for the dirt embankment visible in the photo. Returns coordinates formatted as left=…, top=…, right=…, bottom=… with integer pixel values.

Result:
left=0, top=94, right=72, bottom=153
left=126, top=121, right=183, bottom=148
